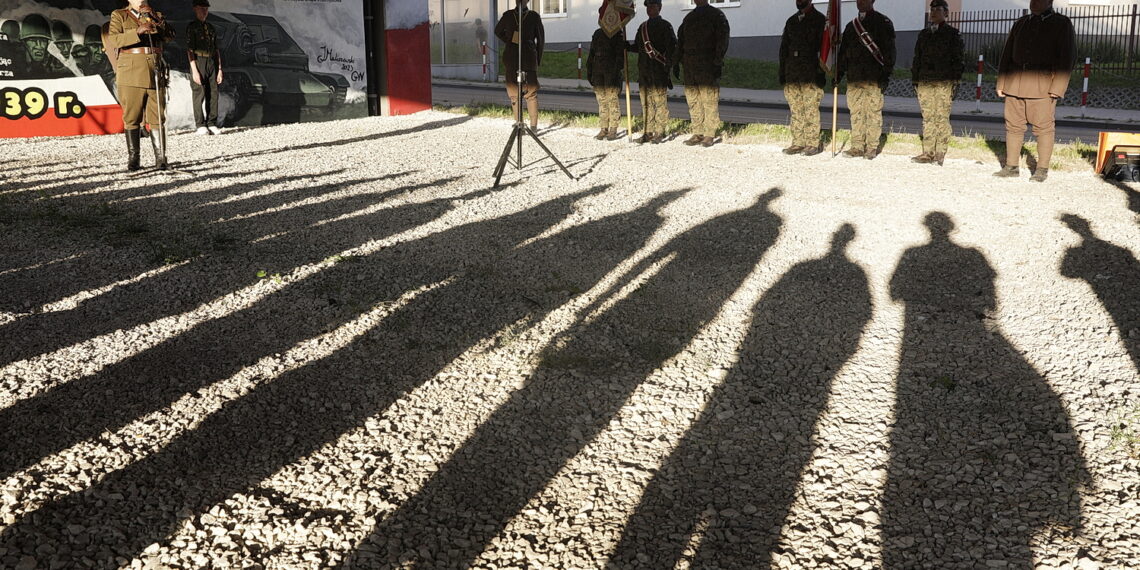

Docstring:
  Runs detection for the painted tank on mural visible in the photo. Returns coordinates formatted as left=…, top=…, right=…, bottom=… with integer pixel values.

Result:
left=163, top=11, right=350, bottom=122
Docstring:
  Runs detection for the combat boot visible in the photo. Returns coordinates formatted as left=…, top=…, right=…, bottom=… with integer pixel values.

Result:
left=606, top=129, right=621, bottom=141
left=701, top=136, right=716, bottom=148
left=149, top=129, right=168, bottom=170
left=911, top=152, right=933, bottom=164
left=843, top=147, right=864, bottom=158
left=801, top=146, right=822, bottom=156
left=783, top=145, right=805, bottom=155
left=595, top=128, right=609, bottom=140
left=650, top=133, right=665, bottom=144
left=992, top=165, right=1020, bottom=178
left=864, top=148, right=879, bottom=160
left=1030, top=168, right=1049, bottom=182
left=125, top=129, right=141, bottom=172
left=683, top=134, right=703, bottom=146
left=933, top=153, right=945, bottom=166
left=639, top=132, right=653, bottom=144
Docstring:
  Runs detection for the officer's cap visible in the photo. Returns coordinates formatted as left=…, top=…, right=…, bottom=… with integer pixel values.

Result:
left=193, top=0, right=211, bottom=7
left=644, top=0, right=661, bottom=6
left=929, top=0, right=949, bottom=9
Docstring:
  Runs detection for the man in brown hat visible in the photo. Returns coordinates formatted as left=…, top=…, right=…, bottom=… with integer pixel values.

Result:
left=911, top=0, right=964, bottom=166
left=993, top=0, right=1075, bottom=182
left=106, top=0, right=173, bottom=171
left=186, top=0, right=223, bottom=135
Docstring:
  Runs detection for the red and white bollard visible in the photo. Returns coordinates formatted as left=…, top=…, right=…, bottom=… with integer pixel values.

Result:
left=577, top=44, right=583, bottom=80
left=1081, top=57, right=1091, bottom=117
left=976, top=54, right=984, bottom=111
left=481, top=41, right=488, bottom=81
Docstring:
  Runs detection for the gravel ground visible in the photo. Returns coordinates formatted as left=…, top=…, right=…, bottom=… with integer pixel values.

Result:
left=1, top=111, right=1138, bottom=570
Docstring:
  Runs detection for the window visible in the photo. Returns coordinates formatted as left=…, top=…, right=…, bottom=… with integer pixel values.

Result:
left=685, top=0, right=741, bottom=8
left=536, top=0, right=567, bottom=17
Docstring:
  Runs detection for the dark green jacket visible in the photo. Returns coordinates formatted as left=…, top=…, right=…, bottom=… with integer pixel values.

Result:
left=779, top=6, right=826, bottom=88
left=630, top=16, right=676, bottom=89
left=838, top=10, right=895, bottom=89
left=587, top=28, right=626, bottom=88
left=676, top=4, right=729, bottom=87
left=911, top=24, right=964, bottom=82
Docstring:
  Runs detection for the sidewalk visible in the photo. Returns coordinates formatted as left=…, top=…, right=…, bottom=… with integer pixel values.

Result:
left=436, top=76, right=1140, bottom=131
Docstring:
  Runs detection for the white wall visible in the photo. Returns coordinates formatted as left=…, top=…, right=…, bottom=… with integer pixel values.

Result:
left=540, top=0, right=926, bottom=45
left=957, top=0, right=1135, bottom=11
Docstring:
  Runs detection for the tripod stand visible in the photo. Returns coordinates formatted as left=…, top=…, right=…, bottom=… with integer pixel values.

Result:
left=491, top=1, right=574, bottom=188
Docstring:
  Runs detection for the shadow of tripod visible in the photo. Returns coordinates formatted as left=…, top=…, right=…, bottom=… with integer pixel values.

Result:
left=491, top=1, right=575, bottom=188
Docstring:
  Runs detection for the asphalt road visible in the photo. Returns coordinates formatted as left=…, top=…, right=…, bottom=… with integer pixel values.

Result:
left=433, top=82, right=1110, bottom=143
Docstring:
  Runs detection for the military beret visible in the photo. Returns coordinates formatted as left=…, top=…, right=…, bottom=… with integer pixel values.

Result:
left=929, top=0, right=949, bottom=8
left=644, top=0, right=661, bottom=5
left=193, top=0, right=210, bottom=7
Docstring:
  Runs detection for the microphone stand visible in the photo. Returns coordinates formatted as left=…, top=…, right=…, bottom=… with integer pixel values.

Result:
left=142, top=11, right=190, bottom=176
left=491, top=1, right=574, bottom=188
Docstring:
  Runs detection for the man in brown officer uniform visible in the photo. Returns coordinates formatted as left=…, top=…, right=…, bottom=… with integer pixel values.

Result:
left=106, top=0, right=173, bottom=171
left=494, top=0, right=544, bottom=130
left=993, top=0, right=1075, bottom=182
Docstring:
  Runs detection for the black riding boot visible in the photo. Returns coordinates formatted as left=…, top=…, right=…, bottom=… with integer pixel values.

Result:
left=126, top=129, right=141, bottom=172
left=149, top=128, right=168, bottom=170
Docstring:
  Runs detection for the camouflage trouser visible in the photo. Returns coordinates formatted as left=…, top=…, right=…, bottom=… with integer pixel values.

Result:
left=594, top=86, right=621, bottom=130
left=641, top=86, right=669, bottom=134
left=783, top=83, right=823, bottom=148
left=684, top=84, right=720, bottom=137
left=847, top=82, right=883, bottom=150
left=916, top=80, right=955, bottom=156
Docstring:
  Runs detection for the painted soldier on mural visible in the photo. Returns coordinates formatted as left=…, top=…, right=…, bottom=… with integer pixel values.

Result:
left=20, top=14, right=72, bottom=79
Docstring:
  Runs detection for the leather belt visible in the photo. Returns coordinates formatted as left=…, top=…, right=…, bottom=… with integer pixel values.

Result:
left=123, top=47, right=162, bottom=55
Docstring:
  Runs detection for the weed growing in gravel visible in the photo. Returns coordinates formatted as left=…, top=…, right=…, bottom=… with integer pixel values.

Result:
left=932, top=375, right=957, bottom=390
left=1110, top=405, right=1140, bottom=458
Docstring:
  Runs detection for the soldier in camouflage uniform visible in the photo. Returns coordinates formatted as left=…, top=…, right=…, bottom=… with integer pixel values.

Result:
left=911, top=0, right=964, bottom=165
left=675, top=0, right=729, bottom=147
left=838, top=0, right=895, bottom=160
left=588, top=26, right=626, bottom=140
left=628, top=0, right=675, bottom=144
left=779, top=0, right=826, bottom=155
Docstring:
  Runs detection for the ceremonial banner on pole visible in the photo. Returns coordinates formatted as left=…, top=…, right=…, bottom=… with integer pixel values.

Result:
left=598, top=0, right=634, bottom=38
left=820, top=0, right=840, bottom=74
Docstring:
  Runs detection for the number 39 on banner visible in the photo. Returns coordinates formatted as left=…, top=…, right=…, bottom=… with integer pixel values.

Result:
left=1, top=87, right=88, bottom=120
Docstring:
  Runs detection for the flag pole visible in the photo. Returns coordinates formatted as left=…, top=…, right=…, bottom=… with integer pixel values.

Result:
left=624, top=25, right=633, bottom=142
left=831, top=83, right=838, bottom=155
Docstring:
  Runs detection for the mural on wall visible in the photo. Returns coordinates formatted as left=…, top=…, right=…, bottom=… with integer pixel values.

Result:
left=0, top=0, right=367, bottom=138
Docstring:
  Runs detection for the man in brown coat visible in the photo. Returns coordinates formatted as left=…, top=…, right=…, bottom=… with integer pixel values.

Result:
left=993, top=0, right=1075, bottom=182
left=106, top=0, right=173, bottom=171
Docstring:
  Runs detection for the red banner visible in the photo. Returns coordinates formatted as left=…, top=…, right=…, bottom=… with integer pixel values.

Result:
left=820, top=0, right=841, bottom=74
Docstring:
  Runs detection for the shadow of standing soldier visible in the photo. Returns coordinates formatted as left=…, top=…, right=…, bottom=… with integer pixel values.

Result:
left=881, top=212, right=1088, bottom=568
left=352, top=188, right=784, bottom=568
left=1060, top=214, right=1140, bottom=374
left=609, top=222, right=872, bottom=568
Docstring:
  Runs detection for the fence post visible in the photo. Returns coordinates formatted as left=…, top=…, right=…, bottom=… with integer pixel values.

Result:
left=577, top=44, right=582, bottom=80
left=976, top=54, right=984, bottom=111
left=482, top=41, right=487, bottom=81
left=1081, top=57, right=1090, bottom=117
left=1129, top=4, right=1138, bottom=72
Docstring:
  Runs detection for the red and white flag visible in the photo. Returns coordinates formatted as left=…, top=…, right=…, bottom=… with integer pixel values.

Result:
left=599, top=0, right=636, bottom=38
left=820, top=0, right=841, bottom=74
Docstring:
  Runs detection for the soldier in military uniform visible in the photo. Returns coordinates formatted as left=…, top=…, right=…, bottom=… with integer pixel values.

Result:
left=20, top=14, right=71, bottom=79
left=779, top=0, right=826, bottom=155
left=588, top=26, right=626, bottom=140
left=51, top=20, right=74, bottom=64
left=675, top=0, right=729, bottom=147
left=993, top=0, right=1075, bottom=182
left=494, top=0, right=544, bottom=130
left=186, top=0, right=223, bottom=135
left=628, top=0, right=675, bottom=144
left=838, top=0, right=895, bottom=160
left=911, top=0, right=964, bottom=166
left=106, top=0, right=173, bottom=171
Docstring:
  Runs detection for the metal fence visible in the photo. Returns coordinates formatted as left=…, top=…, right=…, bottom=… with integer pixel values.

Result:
left=948, top=4, right=1140, bottom=77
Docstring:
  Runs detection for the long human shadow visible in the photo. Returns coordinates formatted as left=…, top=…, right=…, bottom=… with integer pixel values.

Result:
left=176, top=115, right=475, bottom=168
left=348, top=188, right=784, bottom=569
left=0, top=186, right=673, bottom=565
left=880, top=212, right=1088, bottom=568
left=607, top=223, right=872, bottom=569
left=0, top=180, right=495, bottom=480
left=0, top=174, right=452, bottom=367
left=1060, top=214, right=1140, bottom=373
